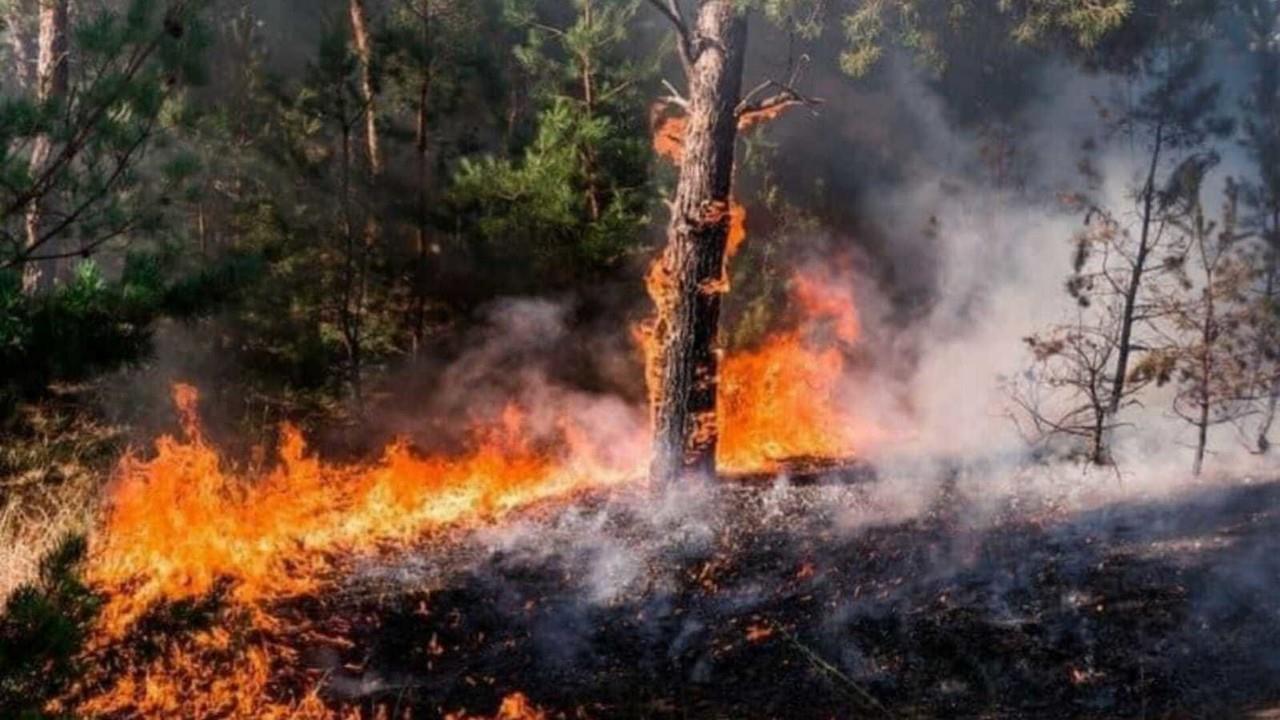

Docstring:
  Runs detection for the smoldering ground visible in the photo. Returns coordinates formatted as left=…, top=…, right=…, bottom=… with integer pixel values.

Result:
left=272, top=461, right=1277, bottom=718
left=285, top=34, right=1280, bottom=719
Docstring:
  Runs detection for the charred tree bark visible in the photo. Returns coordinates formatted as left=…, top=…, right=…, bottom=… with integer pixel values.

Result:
left=648, top=1, right=746, bottom=485
left=23, top=0, right=68, bottom=295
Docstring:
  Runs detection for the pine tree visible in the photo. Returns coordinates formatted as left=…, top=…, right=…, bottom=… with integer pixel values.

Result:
left=449, top=0, right=652, bottom=291
left=0, top=0, right=212, bottom=290
left=1234, top=0, right=1280, bottom=453
left=1157, top=180, right=1258, bottom=475
left=1014, top=33, right=1232, bottom=465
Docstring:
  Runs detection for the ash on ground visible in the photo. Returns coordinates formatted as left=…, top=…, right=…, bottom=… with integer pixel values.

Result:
left=266, top=471, right=1280, bottom=719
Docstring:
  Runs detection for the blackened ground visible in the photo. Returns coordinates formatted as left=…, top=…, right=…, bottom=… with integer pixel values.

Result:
left=282, top=474, right=1280, bottom=719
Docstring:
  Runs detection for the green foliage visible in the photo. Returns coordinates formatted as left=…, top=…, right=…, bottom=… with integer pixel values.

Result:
left=450, top=0, right=651, bottom=290
left=0, top=252, right=260, bottom=407
left=0, top=0, right=213, bottom=274
left=835, top=0, right=1133, bottom=77
left=0, top=535, right=101, bottom=719
left=451, top=97, right=649, bottom=282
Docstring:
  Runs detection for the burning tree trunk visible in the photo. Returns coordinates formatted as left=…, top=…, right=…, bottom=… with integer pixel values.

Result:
left=23, top=0, right=68, bottom=295
left=645, top=1, right=817, bottom=484
left=646, top=1, right=746, bottom=484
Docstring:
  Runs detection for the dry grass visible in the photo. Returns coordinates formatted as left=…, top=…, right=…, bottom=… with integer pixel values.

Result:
left=0, top=392, right=123, bottom=601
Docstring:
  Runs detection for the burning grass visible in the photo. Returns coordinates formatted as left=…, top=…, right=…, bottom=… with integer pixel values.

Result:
left=60, top=467, right=1280, bottom=718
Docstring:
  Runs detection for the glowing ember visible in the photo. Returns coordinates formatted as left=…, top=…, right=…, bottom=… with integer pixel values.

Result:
left=493, top=692, right=547, bottom=720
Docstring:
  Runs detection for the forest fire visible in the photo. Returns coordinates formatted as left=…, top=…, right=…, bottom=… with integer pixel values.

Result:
left=642, top=97, right=867, bottom=474
left=91, top=261, right=870, bottom=625
left=718, top=270, right=869, bottom=473
left=7, top=0, right=1280, bottom=717
left=71, top=285, right=870, bottom=715
left=89, top=386, right=642, bottom=635
left=42, top=72, right=880, bottom=720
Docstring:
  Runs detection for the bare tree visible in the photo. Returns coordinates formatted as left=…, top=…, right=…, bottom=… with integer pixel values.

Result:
left=1013, top=208, right=1169, bottom=464
left=1152, top=179, right=1258, bottom=474
left=1015, top=37, right=1231, bottom=465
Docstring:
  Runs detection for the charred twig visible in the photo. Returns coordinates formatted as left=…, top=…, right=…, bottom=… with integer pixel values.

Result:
left=659, top=78, right=689, bottom=110
left=776, top=623, right=893, bottom=718
left=735, top=81, right=823, bottom=121
left=646, top=0, right=694, bottom=77
left=735, top=53, right=821, bottom=122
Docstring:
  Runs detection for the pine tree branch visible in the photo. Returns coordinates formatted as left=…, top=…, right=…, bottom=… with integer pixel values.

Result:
left=646, top=0, right=694, bottom=77
left=735, top=80, right=823, bottom=121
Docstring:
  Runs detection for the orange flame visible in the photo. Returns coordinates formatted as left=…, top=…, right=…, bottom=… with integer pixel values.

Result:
left=651, top=103, right=687, bottom=165
left=643, top=100, right=866, bottom=473
left=718, top=270, right=868, bottom=473
left=89, top=387, right=643, bottom=636
left=494, top=692, right=547, bottom=720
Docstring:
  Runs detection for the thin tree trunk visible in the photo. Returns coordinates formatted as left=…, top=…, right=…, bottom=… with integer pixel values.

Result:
left=339, top=117, right=364, bottom=408
left=1107, top=122, right=1164, bottom=421
left=348, top=0, right=381, bottom=176
left=410, top=2, right=433, bottom=356
left=23, top=0, right=68, bottom=295
left=1091, top=394, right=1107, bottom=466
left=411, top=74, right=432, bottom=355
left=579, top=0, right=601, bottom=221
left=649, top=1, right=747, bottom=485
left=348, top=0, right=381, bottom=403
left=1194, top=282, right=1215, bottom=477
left=1256, top=208, right=1280, bottom=454
left=6, top=1, right=36, bottom=91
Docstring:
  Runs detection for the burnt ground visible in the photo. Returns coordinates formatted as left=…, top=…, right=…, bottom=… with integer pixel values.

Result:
left=243, top=472, right=1280, bottom=719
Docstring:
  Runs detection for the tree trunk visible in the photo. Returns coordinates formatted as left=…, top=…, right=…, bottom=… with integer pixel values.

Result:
left=1107, top=122, right=1163, bottom=420
left=348, top=0, right=381, bottom=176
left=22, top=0, right=68, bottom=295
left=648, top=1, right=746, bottom=485
left=338, top=112, right=364, bottom=408
left=1256, top=208, right=1280, bottom=454
left=6, top=1, right=36, bottom=91
left=1193, top=284, right=1215, bottom=477
left=410, top=1, right=433, bottom=356
left=411, top=73, right=432, bottom=355
left=1090, top=398, right=1107, bottom=466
